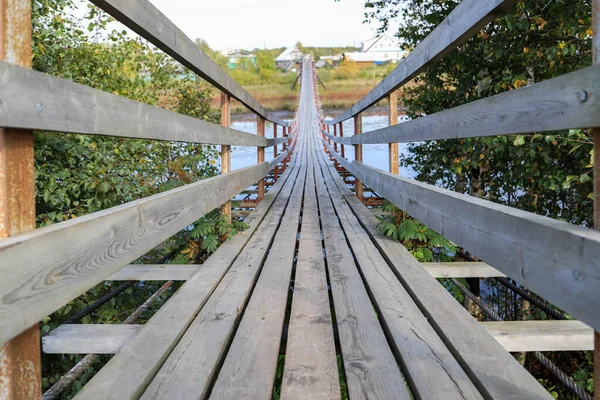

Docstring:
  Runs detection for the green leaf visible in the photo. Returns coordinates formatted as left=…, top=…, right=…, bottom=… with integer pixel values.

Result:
left=513, top=135, right=525, bottom=146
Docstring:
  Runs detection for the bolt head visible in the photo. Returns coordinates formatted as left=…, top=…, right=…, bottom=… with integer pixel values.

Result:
left=578, top=90, right=588, bottom=103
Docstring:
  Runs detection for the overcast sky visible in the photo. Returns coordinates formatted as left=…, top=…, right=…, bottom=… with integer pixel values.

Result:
left=147, top=0, right=380, bottom=51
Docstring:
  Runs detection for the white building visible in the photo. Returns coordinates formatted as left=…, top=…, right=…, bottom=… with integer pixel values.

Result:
left=344, top=35, right=407, bottom=66
left=275, top=47, right=303, bottom=70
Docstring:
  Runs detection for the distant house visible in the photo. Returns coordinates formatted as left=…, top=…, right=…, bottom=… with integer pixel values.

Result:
left=319, top=54, right=343, bottom=67
left=225, top=49, right=256, bottom=69
left=343, top=35, right=407, bottom=69
left=275, top=47, right=303, bottom=70
left=315, top=60, right=333, bottom=69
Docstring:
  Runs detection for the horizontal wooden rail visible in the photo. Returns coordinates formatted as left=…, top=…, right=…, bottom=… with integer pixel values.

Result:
left=0, top=62, right=272, bottom=147
left=421, top=262, right=505, bottom=278
left=349, top=66, right=600, bottom=145
left=89, top=0, right=287, bottom=126
left=41, top=320, right=594, bottom=355
left=107, top=264, right=200, bottom=280
left=267, top=137, right=290, bottom=147
left=323, top=140, right=600, bottom=332
left=0, top=163, right=274, bottom=346
left=324, top=132, right=352, bottom=145
left=327, top=0, right=517, bottom=125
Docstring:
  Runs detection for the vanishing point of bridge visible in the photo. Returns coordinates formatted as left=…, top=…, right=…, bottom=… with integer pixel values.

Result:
left=1, top=0, right=600, bottom=399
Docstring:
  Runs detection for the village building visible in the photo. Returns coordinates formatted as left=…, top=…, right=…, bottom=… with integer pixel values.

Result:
left=275, top=47, right=304, bottom=71
left=340, top=34, right=407, bottom=69
left=224, top=49, right=256, bottom=69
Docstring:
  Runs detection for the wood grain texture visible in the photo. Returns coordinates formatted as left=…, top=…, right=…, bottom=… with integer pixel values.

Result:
left=421, top=262, right=505, bottom=278
left=0, top=61, right=269, bottom=147
left=350, top=66, right=600, bottom=145
left=88, top=0, right=286, bottom=126
left=0, top=163, right=270, bottom=347
left=481, top=321, right=594, bottom=352
left=139, top=166, right=302, bottom=400
left=281, top=165, right=340, bottom=400
left=328, top=0, right=518, bottom=124
left=76, top=162, right=300, bottom=400
left=320, top=156, right=551, bottom=399
left=209, top=166, right=307, bottom=399
left=42, top=324, right=141, bottom=354
left=315, top=139, right=482, bottom=400
left=349, top=161, right=600, bottom=333
left=106, top=264, right=201, bottom=281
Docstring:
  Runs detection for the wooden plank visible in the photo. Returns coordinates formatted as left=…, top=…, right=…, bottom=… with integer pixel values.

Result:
left=421, top=262, right=505, bottom=278
left=314, top=153, right=411, bottom=399
left=221, top=93, right=232, bottom=223
left=76, top=163, right=300, bottom=399
left=353, top=114, right=363, bottom=201
left=324, top=132, right=352, bottom=146
left=106, top=264, right=200, bottom=281
left=88, top=0, right=286, bottom=126
left=0, top=61, right=269, bottom=147
left=281, top=161, right=340, bottom=399
left=138, top=167, right=303, bottom=400
left=209, top=166, right=307, bottom=399
left=258, top=116, right=266, bottom=202
left=314, top=138, right=482, bottom=399
left=482, top=320, right=594, bottom=352
left=328, top=0, right=517, bottom=124
left=348, top=160, right=600, bottom=333
left=0, top=1, right=42, bottom=397
left=0, top=163, right=271, bottom=347
left=350, top=66, right=600, bottom=145
left=319, top=154, right=552, bottom=399
left=388, top=92, right=399, bottom=175
left=42, top=324, right=141, bottom=354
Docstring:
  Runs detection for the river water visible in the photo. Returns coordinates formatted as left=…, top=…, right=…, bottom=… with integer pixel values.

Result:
left=229, top=109, right=415, bottom=178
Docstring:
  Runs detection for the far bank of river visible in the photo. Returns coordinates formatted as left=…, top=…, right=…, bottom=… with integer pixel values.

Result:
left=228, top=108, right=415, bottom=177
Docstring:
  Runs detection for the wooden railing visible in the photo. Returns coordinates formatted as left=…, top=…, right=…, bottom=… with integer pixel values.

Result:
left=0, top=0, right=296, bottom=396
left=322, top=0, right=600, bottom=396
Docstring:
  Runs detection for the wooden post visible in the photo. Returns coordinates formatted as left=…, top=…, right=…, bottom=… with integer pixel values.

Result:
left=220, top=93, right=231, bottom=223
left=592, top=1, right=600, bottom=398
left=282, top=126, right=288, bottom=171
left=257, top=116, right=265, bottom=202
left=354, top=114, right=363, bottom=201
left=0, top=1, right=42, bottom=398
left=339, top=122, right=347, bottom=183
left=273, top=123, right=278, bottom=182
left=388, top=92, right=399, bottom=175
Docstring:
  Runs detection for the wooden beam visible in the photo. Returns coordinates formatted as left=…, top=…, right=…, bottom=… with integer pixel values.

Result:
left=0, top=0, right=42, bottom=397
left=42, top=325, right=142, bottom=355
left=87, top=0, right=286, bottom=126
left=350, top=66, right=600, bottom=145
left=592, top=2, right=600, bottom=397
left=388, top=92, right=399, bottom=175
left=107, top=264, right=201, bottom=281
left=327, top=0, right=518, bottom=125
left=482, top=321, right=594, bottom=352
left=421, top=262, right=505, bottom=278
left=0, top=62, right=269, bottom=147
left=257, top=116, right=265, bottom=202
left=353, top=113, right=363, bottom=202
left=347, top=160, right=600, bottom=333
left=221, top=93, right=232, bottom=223
left=0, top=163, right=271, bottom=346
left=324, top=132, right=352, bottom=145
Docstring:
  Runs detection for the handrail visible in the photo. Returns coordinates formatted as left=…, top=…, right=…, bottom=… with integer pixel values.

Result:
left=0, top=163, right=271, bottom=345
left=89, top=0, right=287, bottom=127
left=327, top=0, right=517, bottom=125
left=0, top=62, right=274, bottom=147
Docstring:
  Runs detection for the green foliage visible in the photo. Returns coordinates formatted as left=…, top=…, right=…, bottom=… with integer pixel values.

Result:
left=376, top=202, right=456, bottom=262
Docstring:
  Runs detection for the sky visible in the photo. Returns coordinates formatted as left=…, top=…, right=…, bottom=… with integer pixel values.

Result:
left=147, top=0, right=380, bottom=51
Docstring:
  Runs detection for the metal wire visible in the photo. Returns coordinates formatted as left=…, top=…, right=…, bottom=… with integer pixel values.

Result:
left=61, top=281, right=135, bottom=325
left=450, top=278, right=592, bottom=400
left=495, top=277, right=567, bottom=320
left=42, top=280, right=173, bottom=400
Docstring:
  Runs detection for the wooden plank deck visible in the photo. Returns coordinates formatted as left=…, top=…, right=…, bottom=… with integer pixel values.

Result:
left=76, top=60, right=553, bottom=400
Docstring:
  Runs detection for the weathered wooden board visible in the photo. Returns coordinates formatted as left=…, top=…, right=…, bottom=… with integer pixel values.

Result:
left=0, top=61, right=268, bottom=147
left=350, top=66, right=600, bottom=145
left=0, top=163, right=272, bottom=347
left=42, top=324, right=141, bottom=354
left=76, top=163, right=300, bottom=399
left=88, top=0, right=286, bottom=126
left=324, top=132, right=352, bottom=145
left=209, top=166, right=307, bottom=399
left=421, top=262, right=505, bottom=278
left=281, top=165, right=340, bottom=400
left=328, top=0, right=517, bottom=124
left=319, top=153, right=552, bottom=399
left=482, top=321, right=594, bottom=352
left=106, top=264, right=201, bottom=281
left=314, top=136, right=482, bottom=399
left=349, top=160, right=600, bottom=333
left=139, top=167, right=303, bottom=399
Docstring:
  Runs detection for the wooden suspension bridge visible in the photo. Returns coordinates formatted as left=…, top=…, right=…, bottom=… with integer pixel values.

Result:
left=1, top=0, right=600, bottom=399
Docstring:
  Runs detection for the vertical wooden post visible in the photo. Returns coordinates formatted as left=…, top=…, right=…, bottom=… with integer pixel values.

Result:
left=273, top=123, right=278, bottom=181
left=592, top=2, right=600, bottom=398
left=282, top=126, right=288, bottom=171
left=220, top=93, right=231, bottom=223
left=354, top=114, right=363, bottom=201
left=333, top=123, right=338, bottom=153
left=0, top=1, right=42, bottom=398
left=388, top=92, right=399, bottom=175
left=257, top=116, right=265, bottom=202
left=339, top=122, right=346, bottom=183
